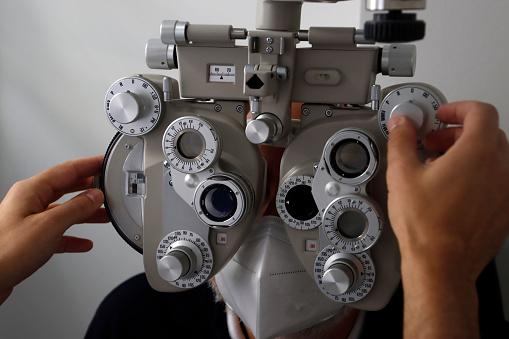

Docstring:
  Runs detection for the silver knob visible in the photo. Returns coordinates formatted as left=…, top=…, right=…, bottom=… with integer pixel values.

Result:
left=145, top=39, right=177, bottom=70
left=157, top=246, right=197, bottom=282
left=245, top=113, right=282, bottom=144
left=109, top=92, right=141, bottom=124
left=381, top=44, right=416, bottom=77
left=322, top=263, right=355, bottom=296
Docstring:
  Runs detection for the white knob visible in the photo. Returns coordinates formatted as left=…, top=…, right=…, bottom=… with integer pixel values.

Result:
left=390, top=102, right=424, bottom=131
left=157, top=247, right=196, bottom=282
left=109, top=92, right=141, bottom=124
left=322, top=263, right=355, bottom=296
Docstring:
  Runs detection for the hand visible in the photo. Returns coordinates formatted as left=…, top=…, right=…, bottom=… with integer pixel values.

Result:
left=0, top=156, right=110, bottom=305
left=386, top=101, right=509, bottom=338
left=387, top=101, right=509, bottom=277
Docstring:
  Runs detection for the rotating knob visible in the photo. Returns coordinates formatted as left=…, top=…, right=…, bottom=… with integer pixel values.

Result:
left=364, top=12, right=425, bottom=42
left=245, top=113, right=282, bottom=144
left=314, top=247, right=375, bottom=303
left=109, top=92, right=141, bottom=124
left=105, top=76, right=163, bottom=136
left=381, top=44, right=416, bottom=77
left=157, top=245, right=197, bottom=282
left=322, top=262, right=355, bottom=296
left=146, top=39, right=177, bottom=70
left=390, top=101, right=424, bottom=131
left=378, top=84, right=447, bottom=147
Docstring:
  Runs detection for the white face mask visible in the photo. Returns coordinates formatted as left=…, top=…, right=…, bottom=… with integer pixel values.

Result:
left=215, top=216, right=342, bottom=339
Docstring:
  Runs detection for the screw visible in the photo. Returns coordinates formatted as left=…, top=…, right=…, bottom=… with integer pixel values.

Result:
left=265, top=46, right=273, bottom=53
left=236, top=105, right=244, bottom=113
left=325, top=109, right=333, bottom=117
left=266, top=37, right=273, bottom=44
left=302, top=108, right=310, bottom=116
left=214, top=104, right=222, bottom=112
left=125, top=144, right=131, bottom=149
left=134, top=234, right=140, bottom=241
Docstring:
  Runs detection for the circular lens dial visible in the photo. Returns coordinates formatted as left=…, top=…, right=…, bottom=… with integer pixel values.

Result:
left=163, top=116, right=220, bottom=173
left=105, top=76, right=162, bottom=136
left=314, top=246, right=375, bottom=303
left=276, top=175, right=321, bottom=230
left=378, top=84, right=446, bottom=148
left=323, top=195, right=382, bottom=253
left=156, top=230, right=213, bottom=288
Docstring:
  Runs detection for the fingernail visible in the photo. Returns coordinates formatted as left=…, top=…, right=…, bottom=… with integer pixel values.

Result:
left=387, top=116, right=405, bottom=133
left=85, top=189, right=103, bottom=204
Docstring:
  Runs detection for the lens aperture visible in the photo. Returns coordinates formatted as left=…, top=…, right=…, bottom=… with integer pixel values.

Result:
left=336, top=210, right=366, bottom=239
left=285, top=185, right=319, bottom=221
left=330, top=140, right=369, bottom=179
left=200, top=184, right=237, bottom=222
left=176, top=130, right=205, bottom=160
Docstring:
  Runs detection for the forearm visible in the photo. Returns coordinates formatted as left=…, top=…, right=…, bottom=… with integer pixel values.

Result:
left=400, top=257, right=480, bottom=339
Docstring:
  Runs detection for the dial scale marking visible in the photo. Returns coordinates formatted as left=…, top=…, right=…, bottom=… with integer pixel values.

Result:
left=163, top=116, right=220, bottom=173
left=157, top=230, right=213, bottom=288
left=276, top=175, right=321, bottom=230
left=323, top=195, right=382, bottom=253
left=314, top=246, right=375, bottom=303
left=105, top=76, right=162, bottom=136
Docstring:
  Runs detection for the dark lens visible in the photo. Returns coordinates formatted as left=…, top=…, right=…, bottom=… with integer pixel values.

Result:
left=336, top=210, right=366, bottom=239
left=330, top=139, right=369, bottom=178
left=177, top=130, right=204, bottom=160
left=200, top=184, right=237, bottom=222
left=285, top=185, right=319, bottom=221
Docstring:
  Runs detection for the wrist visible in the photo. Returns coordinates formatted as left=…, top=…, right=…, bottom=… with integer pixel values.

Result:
left=400, top=256, right=480, bottom=339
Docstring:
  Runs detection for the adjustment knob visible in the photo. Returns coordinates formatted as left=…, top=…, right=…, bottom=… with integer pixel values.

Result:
left=390, top=101, right=424, bottom=131
left=245, top=113, right=282, bottom=144
left=105, top=76, right=163, bottom=136
left=146, top=39, right=177, bottom=70
left=322, top=262, right=355, bottom=296
left=109, top=92, right=141, bottom=124
left=157, top=245, right=197, bottom=282
left=381, top=44, right=416, bottom=77
left=364, top=11, right=425, bottom=42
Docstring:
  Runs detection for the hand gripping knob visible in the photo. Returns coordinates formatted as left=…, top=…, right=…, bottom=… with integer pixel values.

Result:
left=322, top=262, right=355, bottom=296
left=157, top=245, right=197, bottom=282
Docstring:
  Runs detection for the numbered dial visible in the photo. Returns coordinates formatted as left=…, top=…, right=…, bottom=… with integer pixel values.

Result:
left=378, top=84, right=446, bottom=148
left=156, top=230, right=213, bottom=288
left=163, top=116, right=220, bottom=173
left=323, top=195, right=382, bottom=253
left=105, top=76, right=163, bottom=135
left=314, top=246, right=375, bottom=303
left=276, top=175, right=321, bottom=230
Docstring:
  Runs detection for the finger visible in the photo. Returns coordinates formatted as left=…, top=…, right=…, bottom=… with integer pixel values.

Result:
left=424, top=127, right=463, bottom=153
left=26, top=156, right=104, bottom=210
left=387, top=116, right=421, bottom=175
left=55, top=236, right=93, bottom=253
left=41, top=188, right=104, bottom=235
left=437, top=101, right=499, bottom=134
left=47, top=204, right=110, bottom=224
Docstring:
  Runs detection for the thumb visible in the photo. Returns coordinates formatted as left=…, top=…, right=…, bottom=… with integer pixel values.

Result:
left=386, top=116, right=421, bottom=182
left=43, top=188, right=104, bottom=234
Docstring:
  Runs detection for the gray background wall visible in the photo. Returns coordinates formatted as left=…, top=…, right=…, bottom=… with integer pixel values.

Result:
left=0, top=1, right=507, bottom=337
